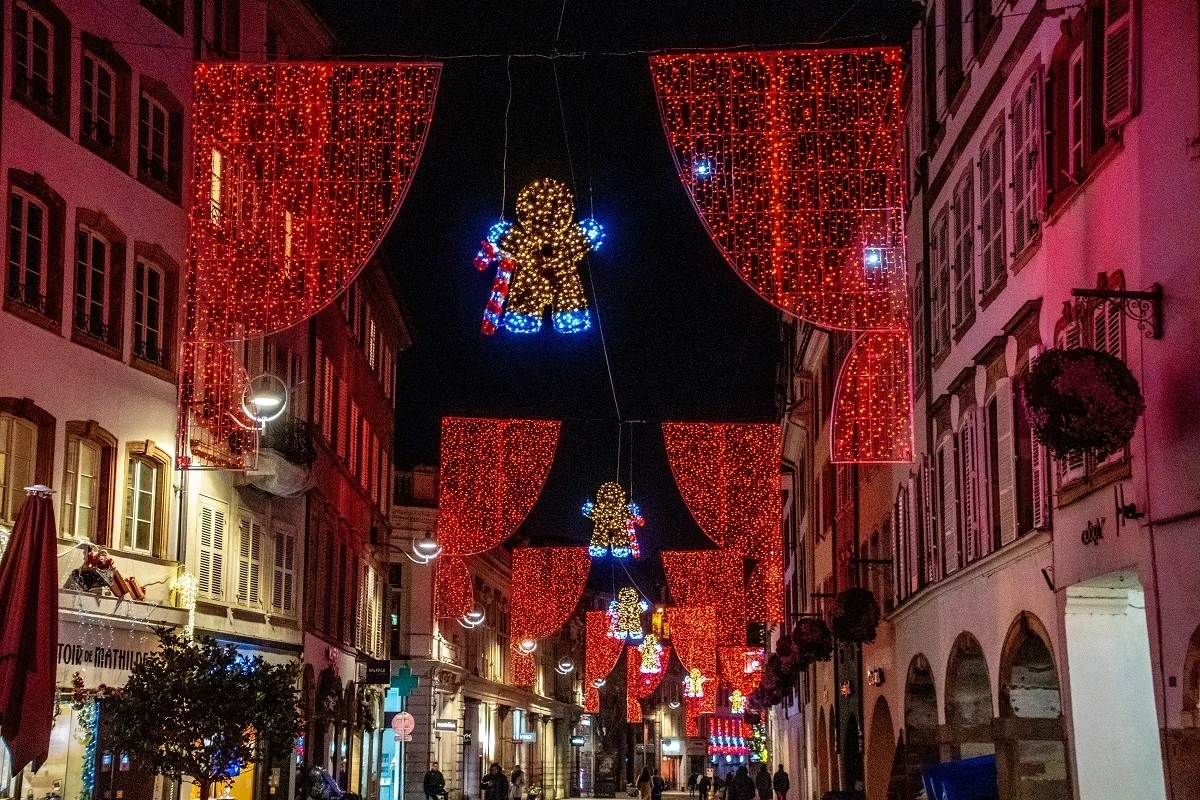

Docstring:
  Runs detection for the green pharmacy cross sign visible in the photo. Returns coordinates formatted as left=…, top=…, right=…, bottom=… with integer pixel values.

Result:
left=391, top=666, right=419, bottom=697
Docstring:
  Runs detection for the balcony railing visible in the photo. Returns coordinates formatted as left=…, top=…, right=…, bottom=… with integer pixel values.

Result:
left=134, top=337, right=167, bottom=367
left=75, top=314, right=110, bottom=342
left=7, top=280, right=48, bottom=315
left=13, top=73, right=54, bottom=112
left=260, top=418, right=316, bottom=466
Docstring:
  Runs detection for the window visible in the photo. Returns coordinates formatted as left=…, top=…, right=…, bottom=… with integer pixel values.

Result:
left=81, top=54, right=115, bottom=149
left=272, top=525, right=296, bottom=614
left=349, top=403, right=360, bottom=473
left=133, top=259, right=165, bottom=366
left=12, top=2, right=53, bottom=108
left=209, top=149, right=224, bottom=223
left=945, top=0, right=964, bottom=101
left=236, top=511, right=263, bottom=606
left=62, top=435, right=101, bottom=540
left=211, top=0, right=240, bottom=57
left=835, top=464, right=853, bottom=517
left=1014, top=374, right=1051, bottom=534
left=1068, top=50, right=1086, bottom=177
left=951, top=172, right=975, bottom=329
left=972, top=0, right=997, bottom=55
left=140, top=0, right=183, bottom=34
left=931, top=213, right=951, bottom=356
left=8, top=190, right=48, bottom=314
left=321, top=360, right=335, bottom=443
left=139, top=93, right=168, bottom=183
left=1056, top=321, right=1087, bottom=484
left=197, top=498, right=227, bottom=598
left=1012, top=70, right=1043, bottom=256
left=979, top=122, right=1006, bottom=292
left=0, top=413, right=38, bottom=525
left=123, top=456, right=158, bottom=553
left=920, top=456, right=941, bottom=584
left=924, top=10, right=940, bottom=140
left=1102, top=0, right=1136, bottom=127
left=938, top=440, right=960, bottom=574
left=74, top=227, right=109, bottom=340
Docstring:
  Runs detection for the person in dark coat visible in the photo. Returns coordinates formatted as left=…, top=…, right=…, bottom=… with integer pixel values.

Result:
left=698, top=773, right=712, bottom=800
left=772, top=765, right=790, bottom=800
left=482, top=763, right=510, bottom=800
left=754, top=764, right=772, bottom=800
left=651, top=770, right=665, bottom=800
left=424, top=762, right=446, bottom=800
left=730, top=766, right=757, bottom=800
left=687, top=773, right=698, bottom=798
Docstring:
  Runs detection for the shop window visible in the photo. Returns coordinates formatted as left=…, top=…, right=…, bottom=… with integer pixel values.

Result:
left=61, top=422, right=116, bottom=544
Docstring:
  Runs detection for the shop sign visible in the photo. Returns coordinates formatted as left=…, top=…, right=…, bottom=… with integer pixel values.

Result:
left=661, top=738, right=681, bottom=755
left=364, top=659, right=391, bottom=684
left=56, top=619, right=159, bottom=688
left=434, top=719, right=458, bottom=732
left=1081, top=518, right=1105, bottom=546
left=518, top=731, right=536, bottom=743
left=392, top=711, right=415, bottom=742
left=570, top=735, right=586, bottom=746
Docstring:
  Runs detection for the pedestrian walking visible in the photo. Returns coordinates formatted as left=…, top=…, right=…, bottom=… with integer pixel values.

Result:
left=698, top=772, right=711, bottom=800
left=772, top=765, right=789, bottom=800
left=637, top=767, right=652, bottom=800
left=729, top=766, right=756, bottom=800
left=754, top=765, right=771, bottom=800
left=651, top=770, right=665, bottom=800
left=482, top=764, right=510, bottom=800
left=510, top=767, right=526, bottom=800
left=687, top=773, right=697, bottom=798
left=424, top=762, right=446, bottom=800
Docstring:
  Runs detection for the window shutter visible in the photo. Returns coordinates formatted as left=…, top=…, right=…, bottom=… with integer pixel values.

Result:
left=356, top=562, right=367, bottom=650
left=995, top=380, right=1018, bottom=545
left=960, top=423, right=978, bottom=563
left=237, top=514, right=262, bottom=605
left=273, top=529, right=295, bottom=613
left=1032, top=440, right=1051, bottom=529
left=906, top=476, right=921, bottom=595
left=941, top=445, right=960, bottom=574
left=198, top=501, right=226, bottom=597
left=921, top=457, right=939, bottom=583
left=313, top=339, right=323, bottom=427
left=973, top=408, right=992, bottom=557
left=1103, top=0, right=1136, bottom=127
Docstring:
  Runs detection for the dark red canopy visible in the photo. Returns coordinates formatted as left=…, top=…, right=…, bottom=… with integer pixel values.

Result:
left=0, top=487, right=59, bottom=775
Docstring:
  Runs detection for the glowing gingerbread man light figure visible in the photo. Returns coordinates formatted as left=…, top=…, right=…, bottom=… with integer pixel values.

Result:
left=583, top=481, right=644, bottom=559
left=475, top=178, right=603, bottom=334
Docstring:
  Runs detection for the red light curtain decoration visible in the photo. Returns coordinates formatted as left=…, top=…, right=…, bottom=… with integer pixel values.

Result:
left=661, top=423, right=784, bottom=623
left=509, top=546, right=592, bottom=687
left=584, top=609, right=624, bottom=713
left=434, top=417, right=561, bottom=618
left=718, top=646, right=765, bottom=696
left=178, top=61, right=440, bottom=469
left=626, top=644, right=672, bottom=723
left=649, top=50, right=913, bottom=463
left=662, top=550, right=747, bottom=645
left=668, top=606, right=718, bottom=733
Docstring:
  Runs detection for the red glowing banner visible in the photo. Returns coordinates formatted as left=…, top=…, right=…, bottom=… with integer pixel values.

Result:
left=661, top=423, right=784, bottom=622
left=435, top=417, right=561, bottom=617
left=509, top=547, right=592, bottom=687
left=667, top=606, right=718, bottom=685
left=718, top=646, right=765, bottom=696
left=662, top=550, right=747, bottom=645
left=832, top=332, right=914, bottom=462
left=649, top=50, right=913, bottom=463
left=178, top=61, right=440, bottom=469
left=627, top=644, right=671, bottom=723
left=512, top=651, right=536, bottom=686
left=584, top=610, right=624, bottom=713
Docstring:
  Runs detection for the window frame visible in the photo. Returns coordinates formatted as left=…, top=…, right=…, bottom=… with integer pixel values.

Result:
left=1011, top=66, right=1044, bottom=261
left=121, top=442, right=169, bottom=558
left=135, top=77, right=183, bottom=203
left=12, top=1, right=54, bottom=107
left=930, top=211, right=952, bottom=359
left=60, top=421, right=116, bottom=545
left=131, top=242, right=179, bottom=379
left=10, top=0, right=70, bottom=132
left=8, top=188, right=49, bottom=313
left=950, top=171, right=975, bottom=333
left=74, top=225, right=110, bottom=341
left=0, top=413, right=39, bottom=526
left=978, top=119, right=1007, bottom=296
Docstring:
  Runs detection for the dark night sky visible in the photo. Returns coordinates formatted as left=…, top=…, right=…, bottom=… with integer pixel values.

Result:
left=312, top=1, right=918, bottom=586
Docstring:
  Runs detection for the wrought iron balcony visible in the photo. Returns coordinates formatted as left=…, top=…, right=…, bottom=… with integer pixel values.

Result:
left=7, top=280, right=48, bottom=315
left=259, top=417, right=316, bottom=466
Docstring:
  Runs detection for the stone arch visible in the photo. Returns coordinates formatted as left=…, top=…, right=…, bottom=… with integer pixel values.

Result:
left=996, top=612, right=1069, bottom=800
left=865, top=696, right=897, bottom=800
left=903, top=655, right=938, bottom=799
left=944, top=632, right=994, bottom=760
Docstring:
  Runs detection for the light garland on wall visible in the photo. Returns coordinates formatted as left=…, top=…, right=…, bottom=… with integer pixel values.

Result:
left=626, top=643, right=672, bottom=723
left=662, top=423, right=785, bottom=622
left=178, top=62, right=440, bottom=469
left=584, top=610, right=625, bottom=713
left=434, top=417, right=561, bottom=617
left=609, top=587, right=649, bottom=641
left=509, top=547, right=592, bottom=687
left=649, top=50, right=913, bottom=464
left=473, top=178, right=603, bottom=334
left=662, top=550, right=747, bottom=645
left=583, top=482, right=644, bottom=558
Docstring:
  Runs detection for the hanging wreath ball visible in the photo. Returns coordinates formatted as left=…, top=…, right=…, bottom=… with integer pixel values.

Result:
left=791, top=618, right=834, bottom=663
left=831, top=588, right=882, bottom=644
left=1020, top=346, right=1145, bottom=460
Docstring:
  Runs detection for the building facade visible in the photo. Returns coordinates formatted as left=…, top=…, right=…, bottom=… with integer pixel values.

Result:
left=775, top=0, right=1200, bottom=798
left=388, top=470, right=586, bottom=800
left=0, top=2, right=413, bottom=800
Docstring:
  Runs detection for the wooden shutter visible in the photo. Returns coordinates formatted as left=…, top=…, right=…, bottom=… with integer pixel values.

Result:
left=1012, top=73, right=1041, bottom=254
left=237, top=513, right=262, bottom=605
left=313, top=339, right=323, bottom=427
left=1032, top=439, right=1051, bottom=529
left=921, top=457, right=939, bottom=583
left=941, top=444, right=959, bottom=574
left=960, top=422, right=978, bottom=563
left=273, top=527, right=295, bottom=613
left=198, top=500, right=226, bottom=597
left=995, top=379, right=1018, bottom=545
left=906, top=475, right=921, bottom=595
left=973, top=408, right=992, bottom=557
left=1103, top=0, right=1136, bottom=127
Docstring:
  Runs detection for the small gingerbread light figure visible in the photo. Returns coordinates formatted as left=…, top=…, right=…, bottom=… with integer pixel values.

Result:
left=583, top=481, right=644, bottom=559
left=609, top=586, right=648, bottom=641
left=474, top=178, right=603, bottom=334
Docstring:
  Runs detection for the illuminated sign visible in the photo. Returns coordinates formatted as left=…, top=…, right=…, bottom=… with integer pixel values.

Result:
left=519, top=732, right=536, bottom=743
left=570, top=735, right=586, bottom=746
left=434, top=719, right=458, bottom=732
left=661, top=738, right=681, bottom=755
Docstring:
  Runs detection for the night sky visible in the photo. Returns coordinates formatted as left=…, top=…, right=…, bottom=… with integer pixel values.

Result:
left=313, top=1, right=918, bottom=586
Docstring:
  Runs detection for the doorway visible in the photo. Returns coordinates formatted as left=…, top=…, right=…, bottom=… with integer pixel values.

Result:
left=1063, top=571, right=1166, bottom=799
